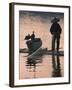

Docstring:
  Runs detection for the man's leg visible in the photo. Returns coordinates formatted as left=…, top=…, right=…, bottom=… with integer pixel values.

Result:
left=52, top=35, right=55, bottom=51
left=57, top=36, right=60, bottom=51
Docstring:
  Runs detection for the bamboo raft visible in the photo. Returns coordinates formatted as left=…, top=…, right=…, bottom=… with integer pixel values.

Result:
left=19, top=48, right=64, bottom=58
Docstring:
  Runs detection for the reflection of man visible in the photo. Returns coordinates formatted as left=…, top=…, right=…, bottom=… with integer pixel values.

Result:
left=52, top=55, right=61, bottom=77
left=50, top=17, right=62, bottom=52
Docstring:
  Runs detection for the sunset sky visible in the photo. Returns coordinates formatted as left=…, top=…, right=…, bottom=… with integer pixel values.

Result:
left=19, top=11, right=64, bottom=50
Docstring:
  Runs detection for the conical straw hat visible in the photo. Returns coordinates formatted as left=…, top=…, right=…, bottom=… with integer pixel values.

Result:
left=51, top=17, right=60, bottom=23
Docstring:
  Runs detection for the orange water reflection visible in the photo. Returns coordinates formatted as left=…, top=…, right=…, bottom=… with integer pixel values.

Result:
left=19, top=53, right=64, bottom=79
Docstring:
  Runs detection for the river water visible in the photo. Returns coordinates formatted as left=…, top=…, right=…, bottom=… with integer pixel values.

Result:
left=19, top=53, right=64, bottom=79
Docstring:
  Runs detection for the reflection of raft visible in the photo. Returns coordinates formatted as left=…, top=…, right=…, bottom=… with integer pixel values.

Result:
left=26, top=38, right=42, bottom=51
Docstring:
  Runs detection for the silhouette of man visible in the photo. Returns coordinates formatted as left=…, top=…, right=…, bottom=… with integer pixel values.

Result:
left=50, top=17, right=62, bottom=52
left=31, top=31, right=35, bottom=40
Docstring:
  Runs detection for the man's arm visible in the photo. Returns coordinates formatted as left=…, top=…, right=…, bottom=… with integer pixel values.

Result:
left=50, top=24, right=54, bottom=34
left=58, top=24, right=62, bottom=34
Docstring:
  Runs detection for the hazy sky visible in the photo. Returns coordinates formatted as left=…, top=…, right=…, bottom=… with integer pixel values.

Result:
left=19, top=11, right=64, bottom=49
left=19, top=11, right=64, bottom=21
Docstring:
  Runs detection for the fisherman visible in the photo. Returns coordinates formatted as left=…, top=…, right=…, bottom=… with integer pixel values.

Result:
left=31, top=31, right=35, bottom=40
left=50, top=17, right=62, bottom=52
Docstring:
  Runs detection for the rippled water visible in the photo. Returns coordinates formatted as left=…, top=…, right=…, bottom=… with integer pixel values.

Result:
left=19, top=52, right=64, bottom=79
